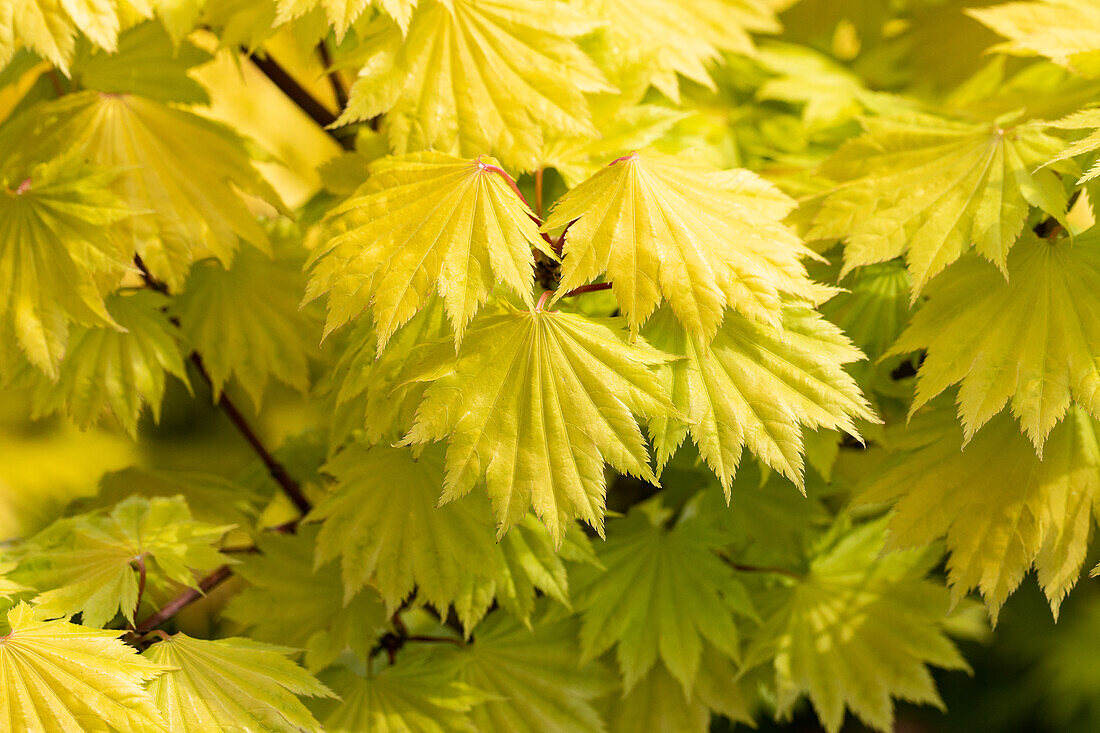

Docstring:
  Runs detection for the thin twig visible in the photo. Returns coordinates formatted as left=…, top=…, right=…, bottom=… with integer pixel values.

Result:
left=132, top=256, right=312, bottom=516
left=405, top=634, right=467, bottom=647
left=316, top=42, right=348, bottom=111
left=561, top=282, right=613, bottom=298
left=247, top=49, right=354, bottom=150
left=716, top=551, right=802, bottom=580
left=135, top=565, right=234, bottom=634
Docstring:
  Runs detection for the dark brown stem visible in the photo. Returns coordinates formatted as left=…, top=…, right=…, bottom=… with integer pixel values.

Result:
left=316, top=42, right=348, bottom=111
left=405, top=634, right=467, bottom=647
left=561, top=282, right=613, bottom=298
left=132, top=256, right=312, bottom=516
left=247, top=49, right=354, bottom=150
left=135, top=565, right=233, bottom=634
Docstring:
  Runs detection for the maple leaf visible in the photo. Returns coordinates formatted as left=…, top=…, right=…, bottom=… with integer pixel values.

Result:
left=143, top=633, right=334, bottom=733
left=817, top=261, right=911, bottom=363
left=644, top=304, right=874, bottom=492
left=745, top=520, right=968, bottom=733
left=274, top=0, right=372, bottom=40
left=809, top=112, right=1070, bottom=294
left=1044, top=106, right=1100, bottom=182
left=888, top=231, right=1100, bottom=451
left=70, top=21, right=213, bottom=104
left=0, top=0, right=157, bottom=70
left=224, top=527, right=387, bottom=672
left=605, top=650, right=753, bottom=733
left=312, top=443, right=591, bottom=629
left=968, top=0, right=1100, bottom=77
left=24, top=290, right=189, bottom=436
left=0, top=91, right=284, bottom=290
left=336, top=0, right=613, bottom=170
left=307, top=152, right=554, bottom=347
left=450, top=604, right=615, bottom=733
left=859, top=404, right=1100, bottom=619
left=583, top=0, right=779, bottom=102
left=318, top=649, right=486, bottom=733
left=401, top=305, right=675, bottom=542
left=543, top=151, right=831, bottom=340
left=15, top=496, right=231, bottom=627
left=0, top=155, right=132, bottom=376
left=573, top=502, right=754, bottom=693
left=325, top=296, right=447, bottom=446
left=173, top=241, right=317, bottom=410
left=0, top=603, right=168, bottom=732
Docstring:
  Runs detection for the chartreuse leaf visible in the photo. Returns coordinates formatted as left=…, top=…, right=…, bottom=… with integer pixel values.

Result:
left=274, top=0, right=371, bottom=40
left=544, top=151, right=831, bottom=340
left=605, top=649, right=752, bottom=733
left=224, top=527, right=387, bottom=672
left=312, top=444, right=503, bottom=617
left=809, top=112, right=1069, bottom=293
left=0, top=602, right=168, bottom=732
left=450, top=604, right=614, bottom=733
left=312, top=443, right=590, bottom=629
left=336, top=1, right=613, bottom=170
left=143, top=633, right=334, bottom=733
left=573, top=502, right=753, bottom=693
left=746, top=520, right=968, bottom=733
left=14, top=496, right=231, bottom=627
left=173, top=242, right=317, bottom=410
left=307, top=152, right=553, bottom=346
left=888, top=231, right=1100, bottom=452
left=584, top=0, right=778, bottom=102
left=860, top=404, right=1100, bottom=619
left=0, top=155, right=132, bottom=376
left=817, top=261, right=911, bottom=363
left=644, top=304, right=874, bottom=492
left=1045, top=106, right=1100, bottom=182
left=326, top=296, right=447, bottom=446
left=0, top=91, right=284, bottom=290
left=25, top=290, right=188, bottom=436
left=70, top=21, right=213, bottom=104
left=969, top=1, right=1100, bottom=77
left=401, top=306, right=675, bottom=543
left=318, top=649, right=486, bottom=733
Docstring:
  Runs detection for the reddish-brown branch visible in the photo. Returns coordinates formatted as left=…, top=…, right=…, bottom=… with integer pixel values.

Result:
left=561, top=282, right=613, bottom=298
left=132, top=256, right=312, bottom=516
left=135, top=565, right=234, bottom=634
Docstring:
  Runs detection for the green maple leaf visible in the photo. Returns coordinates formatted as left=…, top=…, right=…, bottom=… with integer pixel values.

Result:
left=318, top=649, right=486, bottom=733
left=0, top=155, right=132, bottom=376
left=860, top=404, right=1100, bottom=619
left=325, top=296, right=447, bottom=446
left=335, top=0, right=613, bottom=170
left=24, top=290, right=189, bottom=436
left=605, top=649, right=753, bottom=733
left=0, top=603, right=168, bottom=732
left=816, top=261, right=912, bottom=363
left=889, top=231, right=1100, bottom=451
left=644, top=304, right=874, bottom=492
left=70, top=21, right=213, bottom=104
left=452, top=604, right=615, bottom=733
left=308, top=152, right=555, bottom=347
left=401, top=305, right=675, bottom=543
left=573, top=503, right=753, bottom=693
left=968, top=1, right=1100, bottom=78
left=809, top=112, right=1069, bottom=293
left=583, top=0, right=778, bottom=102
left=15, top=496, right=231, bottom=627
left=173, top=241, right=317, bottom=410
left=543, top=150, right=831, bottom=341
left=1044, top=106, right=1100, bottom=182
left=0, top=91, right=284, bottom=290
left=224, top=527, right=387, bottom=672
left=312, top=443, right=591, bottom=628
left=745, top=520, right=968, bottom=733
left=96, top=467, right=267, bottom=529
left=143, top=633, right=334, bottom=733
